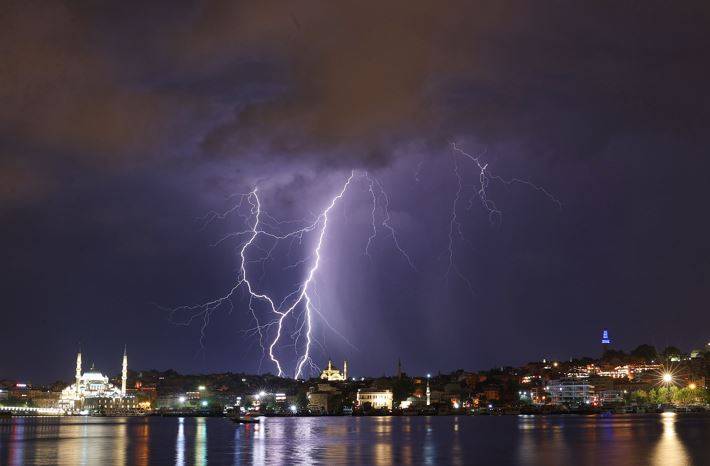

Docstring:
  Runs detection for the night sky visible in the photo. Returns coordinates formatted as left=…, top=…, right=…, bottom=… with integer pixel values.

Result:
left=2, top=2, right=709, bottom=383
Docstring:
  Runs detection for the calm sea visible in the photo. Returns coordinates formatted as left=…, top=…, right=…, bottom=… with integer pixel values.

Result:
left=0, top=414, right=708, bottom=465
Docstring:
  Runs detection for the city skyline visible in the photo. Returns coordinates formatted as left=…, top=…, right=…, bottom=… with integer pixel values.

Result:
left=6, top=337, right=707, bottom=386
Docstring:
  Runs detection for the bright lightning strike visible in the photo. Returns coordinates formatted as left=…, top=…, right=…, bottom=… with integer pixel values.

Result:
left=169, top=144, right=558, bottom=379
left=271, top=171, right=355, bottom=379
left=169, top=170, right=413, bottom=379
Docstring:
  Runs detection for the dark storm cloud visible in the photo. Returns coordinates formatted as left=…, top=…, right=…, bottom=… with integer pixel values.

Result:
left=188, top=1, right=710, bottom=163
left=0, top=2, right=181, bottom=163
left=3, top=1, right=708, bottom=199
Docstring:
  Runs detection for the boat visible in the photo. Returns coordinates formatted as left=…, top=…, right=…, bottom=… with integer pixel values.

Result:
left=230, top=414, right=261, bottom=424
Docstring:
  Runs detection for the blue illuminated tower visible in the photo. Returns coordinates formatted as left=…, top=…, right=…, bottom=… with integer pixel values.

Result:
left=601, top=329, right=611, bottom=345
left=602, top=329, right=611, bottom=357
left=601, top=329, right=611, bottom=356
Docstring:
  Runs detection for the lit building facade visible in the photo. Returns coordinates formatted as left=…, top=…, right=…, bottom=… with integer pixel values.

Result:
left=356, top=389, right=393, bottom=410
left=547, top=378, right=595, bottom=406
left=320, top=360, right=347, bottom=381
left=59, top=348, right=134, bottom=412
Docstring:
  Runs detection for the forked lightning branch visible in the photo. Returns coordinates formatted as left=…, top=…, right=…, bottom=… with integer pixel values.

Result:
left=170, top=145, right=558, bottom=379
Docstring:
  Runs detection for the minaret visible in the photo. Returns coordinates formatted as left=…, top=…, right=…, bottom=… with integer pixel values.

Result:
left=121, top=346, right=128, bottom=396
left=397, top=358, right=402, bottom=379
left=343, top=360, right=348, bottom=380
left=426, top=374, right=431, bottom=406
left=75, top=350, right=82, bottom=398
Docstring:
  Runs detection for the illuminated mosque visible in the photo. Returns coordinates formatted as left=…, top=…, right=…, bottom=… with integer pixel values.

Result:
left=59, top=347, right=132, bottom=412
left=320, top=359, right=348, bottom=381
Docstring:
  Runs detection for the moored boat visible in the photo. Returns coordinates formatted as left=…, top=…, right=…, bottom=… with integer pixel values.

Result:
left=230, top=414, right=261, bottom=424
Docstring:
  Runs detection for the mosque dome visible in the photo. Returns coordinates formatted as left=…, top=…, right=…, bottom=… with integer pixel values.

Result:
left=82, top=371, right=107, bottom=382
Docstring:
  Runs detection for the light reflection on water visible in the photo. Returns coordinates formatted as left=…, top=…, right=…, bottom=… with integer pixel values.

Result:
left=195, top=417, right=207, bottom=466
left=0, top=414, right=707, bottom=465
left=175, top=417, right=185, bottom=466
left=652, top=412, right=690, bottom=466
left=132, top=418, right=150, bottom=466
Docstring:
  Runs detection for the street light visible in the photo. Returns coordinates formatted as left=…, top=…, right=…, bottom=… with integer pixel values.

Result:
left=201, top=400, right=208, bottom=407
left=688, top=383, right=696, bottom=390
left=290, top=405, right=298, bottom=414
left=178, top=396, right=186, bottom=403
left=662, top=373, right=673, bottom=384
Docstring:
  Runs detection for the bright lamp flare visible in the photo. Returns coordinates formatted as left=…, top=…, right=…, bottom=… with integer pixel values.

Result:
left=662, top=373, right=673, bottom=383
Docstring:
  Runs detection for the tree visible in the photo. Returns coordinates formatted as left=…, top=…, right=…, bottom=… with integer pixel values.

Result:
left=602, top=349, right=627, bottom=364
left=630, top=344, right=658, bottom=362
left=392, top=378, right=415, bottom=404
left=661, top=346, right=683, bottom=360
left=655, top=387, right=677, bottom=404
left=673, top=387, right=709, bottom=406
left=629, top=390, right=648, bottom=404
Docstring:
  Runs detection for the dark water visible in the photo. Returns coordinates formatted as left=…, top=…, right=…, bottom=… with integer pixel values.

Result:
left=1, top=414, right=708, bottom=465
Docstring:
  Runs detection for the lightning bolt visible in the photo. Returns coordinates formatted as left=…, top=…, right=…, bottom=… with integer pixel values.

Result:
left=169, top=170, right=414, bottom=379
left=168, top=144, right=557, bottom=379
left=445, top=142, right=561, bottom=291
left=271, top=171, right=356, bottom=379
left=445, top=148, right=475, bottom=293
left=451, top=142, right=562, bottom=213
left=363, top=172, right=417, bottom=270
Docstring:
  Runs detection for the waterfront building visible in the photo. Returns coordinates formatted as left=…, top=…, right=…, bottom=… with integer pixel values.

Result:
left=598, top=390, right=624, bottom=404
left=529, top=386, right=547, bottom=404
left=482, top=387, right=501, bottom=401
left=28, top=391, right=61, bottom=408
left=307, top=392, right=332, bottom=414
left=307, top=384, right=343, bottom=414
left=399, top=396, right=421, bottom=410
left=357, top=389, right=393, bottom=410
left=186, top=390, right=201, bottom=402
left=156, top=394, right=185, bottom=409
left=547, top=378, right=595, bottom=406
left=320, top=360, right=347, bottom=381
left=59, top=348, right=134, bottom=412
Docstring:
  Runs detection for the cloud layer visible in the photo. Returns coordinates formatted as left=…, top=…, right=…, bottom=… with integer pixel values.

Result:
left=3, top=1, right=708, bottom=196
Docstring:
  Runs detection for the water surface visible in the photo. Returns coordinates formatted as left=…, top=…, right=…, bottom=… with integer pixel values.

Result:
left=1, top=413, right=707, bottom=465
